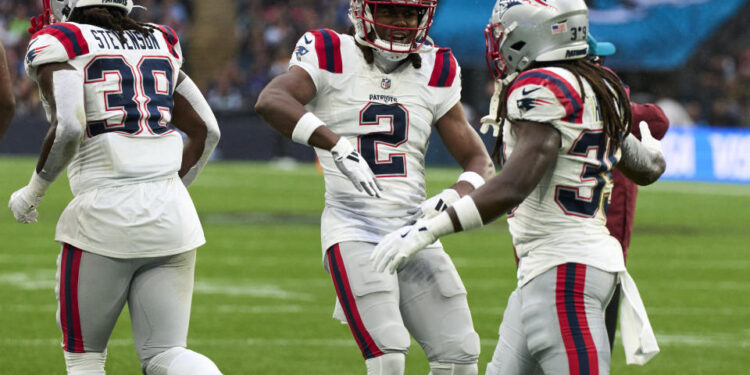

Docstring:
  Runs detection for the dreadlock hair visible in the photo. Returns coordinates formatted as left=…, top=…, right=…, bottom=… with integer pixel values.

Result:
left=68, top=6, right=155, bottom=44
left=347, top=26, right=422, bottom=69
left=490, top=58, right=631, bottom=166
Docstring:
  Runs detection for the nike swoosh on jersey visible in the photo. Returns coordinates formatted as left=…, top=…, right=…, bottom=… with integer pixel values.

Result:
left=400, top=230, right=411, bottom=238
left=304, top=35, right=312, bottom=44
left=522, top=87, right=542, bottom=95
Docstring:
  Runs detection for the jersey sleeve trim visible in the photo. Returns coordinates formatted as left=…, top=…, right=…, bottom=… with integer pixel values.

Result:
left=32, top=23, right=89, bottom=59
left=156, top=25, right=181, bottom=60
left=509, top=69, right=584, bottom=124
left=428, top=48, right=457, bottom=87
left=310, top=29, right=342, bottom=74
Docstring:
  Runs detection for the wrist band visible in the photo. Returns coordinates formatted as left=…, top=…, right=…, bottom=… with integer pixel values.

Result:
left=423, top=211, right=456, bottom=238
left=28, top=171, right=52, bottom=197
left=452, top=195, right=483, bottom=231
left=457, top=171, right=485, bottom=189
left=440, top=188, right=461, bottom=205
left=291, top=112, right=325, bottom=145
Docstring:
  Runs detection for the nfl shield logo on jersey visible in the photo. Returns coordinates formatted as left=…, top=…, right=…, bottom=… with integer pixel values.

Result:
left=381, top=78, right=391, bottom=90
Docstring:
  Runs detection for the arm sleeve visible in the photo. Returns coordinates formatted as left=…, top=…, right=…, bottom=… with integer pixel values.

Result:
left=176, top=74, right=221, bottom=187
left=37, top=69, right=85, bottom=183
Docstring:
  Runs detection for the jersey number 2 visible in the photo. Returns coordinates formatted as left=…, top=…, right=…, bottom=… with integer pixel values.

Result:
left=358, top=103, right=409, bottom=177
left=84, top=56, right=175, bottom=137
left=554, top=130, right=616, bottom=218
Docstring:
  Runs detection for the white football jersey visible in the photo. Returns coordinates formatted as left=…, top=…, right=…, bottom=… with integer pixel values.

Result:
left=289, top=29, right=461, bottom=253
left=26, top=23, right=204, bottom=258
left=502, top=67, right=626, bottom=286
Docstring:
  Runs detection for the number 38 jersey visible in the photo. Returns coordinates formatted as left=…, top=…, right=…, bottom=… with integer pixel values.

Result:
left=289, top=29, right=461, bottom=253
left=25, top=23, right=204, bottom=258
left=503, top=67, right=626, bottom=286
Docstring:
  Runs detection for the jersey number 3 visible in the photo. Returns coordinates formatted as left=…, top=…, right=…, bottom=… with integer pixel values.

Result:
left=358, top=103, right=409, bottom=177
left=555, top=130, right=617, bottom=218
left=84, top=56, right=175, bottom=137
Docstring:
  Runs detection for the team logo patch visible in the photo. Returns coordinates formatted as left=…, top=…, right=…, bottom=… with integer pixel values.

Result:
left=294, top=45, right=309, bottom=61
left=381, top=78, right=391, bottom=90
left=517, top=97, right=554, bottom=112
left=551, top=21, right=568, bottom=34
left=26, top=44, right=49, bottom=64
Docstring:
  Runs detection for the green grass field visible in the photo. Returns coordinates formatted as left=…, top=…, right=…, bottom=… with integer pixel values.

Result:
left=1, top=157, right=748, bottom=374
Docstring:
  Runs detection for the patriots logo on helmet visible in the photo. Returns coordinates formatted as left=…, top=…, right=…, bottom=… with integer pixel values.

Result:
left=381, top=78, right=391, bottom=90
left=517, top=97, right=553, bottom=112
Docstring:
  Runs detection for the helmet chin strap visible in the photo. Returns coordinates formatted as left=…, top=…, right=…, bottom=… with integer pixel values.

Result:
left=373, top=48, right=409, bottom=73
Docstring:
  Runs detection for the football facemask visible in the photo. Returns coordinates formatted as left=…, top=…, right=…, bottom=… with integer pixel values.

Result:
left=349, top=0, right=437, bottom=60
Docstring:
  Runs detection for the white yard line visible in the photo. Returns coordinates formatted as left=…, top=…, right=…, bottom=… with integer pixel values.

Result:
left=3, top=333, right=748, bottom=349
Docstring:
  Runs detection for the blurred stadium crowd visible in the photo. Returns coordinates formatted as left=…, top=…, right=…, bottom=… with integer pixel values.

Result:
left=2, top=0, right=750, bottom=127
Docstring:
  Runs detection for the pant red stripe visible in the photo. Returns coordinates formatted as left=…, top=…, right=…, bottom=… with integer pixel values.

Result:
left=328, top=245, right=383, bottom=359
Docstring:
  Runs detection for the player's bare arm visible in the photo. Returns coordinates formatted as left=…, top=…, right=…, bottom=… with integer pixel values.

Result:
left=255, top=66, right=339, bottom=150
left=257, top=65, right=383, bottom=197
left=616, top=121, right=666, bottom=186
left=0, top=42, right=14, bottom=142
left=456, top=120, right=560, bottom=226
left=435, top=102, right=495, bottom=196
left=172, top=71, right=220, bottom=186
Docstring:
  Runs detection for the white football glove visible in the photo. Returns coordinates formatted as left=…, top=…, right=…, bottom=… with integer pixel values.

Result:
left=406, top=188, right=460, bottom=224
left=371, top=219, right=437, bottom=274
left=8, top=186, right=43, bottom=224
left=331, top=137, right=383, bottom=198
left=638, top=121, right=663, bottom=156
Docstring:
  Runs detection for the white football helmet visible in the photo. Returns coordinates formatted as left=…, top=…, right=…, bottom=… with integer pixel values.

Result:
left=348, top=0, right=437, bottom=61
left=45, top=0, right=134, bottom=23
left=485, top=0, right=589, bottom=79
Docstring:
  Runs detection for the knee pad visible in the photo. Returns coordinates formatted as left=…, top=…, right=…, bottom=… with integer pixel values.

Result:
left=63, top=351, right=107, bottom=375
left=144, top=347, right=222, bottom=375
left=428, top=362, right=478, bottom=375
left=366, top=352, right=405, bottom=375
left=370, top=323, right=410, bottom=352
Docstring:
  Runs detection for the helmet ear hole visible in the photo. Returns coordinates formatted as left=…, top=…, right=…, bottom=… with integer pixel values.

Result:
left=510, top=41, right=525, bottom=51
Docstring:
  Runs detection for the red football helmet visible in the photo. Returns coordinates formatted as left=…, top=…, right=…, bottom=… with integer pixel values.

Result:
left=349, top=0, right=437, bottom=61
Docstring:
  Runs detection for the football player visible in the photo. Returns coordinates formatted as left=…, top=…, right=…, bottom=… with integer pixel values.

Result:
left=0, top=40, right=14, bottom=141
left=586, top=34, right=671, bottom=352
left=371, top=0, right=666, bottom=374
left=8, top=1, right=222, bottom=374
left=255, top=1, right=493, bottom=374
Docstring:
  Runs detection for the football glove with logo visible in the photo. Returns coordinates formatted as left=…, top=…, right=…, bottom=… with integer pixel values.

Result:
left=331, top=137, right=383, bottom=198
left=406, top=188, right=460, bottom=223
left=371, top=219, right=437, bottom=274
